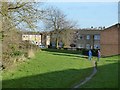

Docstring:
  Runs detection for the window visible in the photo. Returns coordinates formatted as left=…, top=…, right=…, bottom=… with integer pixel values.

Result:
left=59, top=42, right=63, bottom=48
left=80, top=44, right=84, bottom=48
left=86, top=44, right=90, bottom=49
left=94, top=44, right=100, bottom=49
left=94, top=34, right=100, bottom=40
left=78, top=35, right=83, bottom=40
left=80, top=36, right=82, bottom=39
left=52, top=42, right=56, bottom=47
left=86, top=35, right=90, bottom=40
left=78, top=44, right=84, bottom=48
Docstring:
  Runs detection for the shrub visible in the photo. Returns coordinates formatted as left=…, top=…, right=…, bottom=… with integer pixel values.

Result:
left=91, top=49, right=98, bottom=56
left=13, top=50, right=23, bottom=56
left=81, top=49, right=88, bottom=55
left=10, top=50, right=23, bottom=57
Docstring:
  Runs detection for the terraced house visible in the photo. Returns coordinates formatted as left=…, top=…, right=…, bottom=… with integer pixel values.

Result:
left=48, top=28, right=103, bottom=49
left=21, top=23, right=119, bottom=56
left=76, top=29, right=102, bottom=50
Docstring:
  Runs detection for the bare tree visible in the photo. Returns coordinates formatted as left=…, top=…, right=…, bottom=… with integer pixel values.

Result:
left=0, top=1, right=44, bottom=54
left=43, top=6, right=77, bottom=48
left=0, top=1, right=44, bottom=31
left=0, top=1, right=44, bottom=68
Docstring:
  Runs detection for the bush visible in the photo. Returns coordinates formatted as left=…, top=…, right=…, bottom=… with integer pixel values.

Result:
left=10, top=50, right=23, bottom=57
left=81, top=49, right=88, bottom=55
left=91, top=49, right=98, bottom=56
left=24, top=52, right=28, bottom=58
left=79, top=49, right=98, bottom=56
left=13, top=51, right=23, bottom=56
left=63, top=48, right=68, bottom=50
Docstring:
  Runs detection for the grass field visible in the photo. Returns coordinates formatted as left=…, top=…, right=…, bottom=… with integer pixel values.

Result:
left=2, top=49, right=93, bottom=88
left=2, top=49, right=119, bottom=88
left=80, top=55, right=118, bottom=88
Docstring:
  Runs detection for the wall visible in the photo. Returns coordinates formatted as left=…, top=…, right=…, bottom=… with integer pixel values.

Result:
left=100, top=24, right=119, bottom=56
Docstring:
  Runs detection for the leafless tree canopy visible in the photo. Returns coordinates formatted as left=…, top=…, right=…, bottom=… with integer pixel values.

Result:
left=42, top=6, right=78, bottom=48
left=43, top=6, right=77, bottom=32
left=0, top=1, right=44, bottom=31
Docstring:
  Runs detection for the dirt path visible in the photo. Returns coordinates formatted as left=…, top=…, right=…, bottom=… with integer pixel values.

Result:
left=73, top=60, right=97, bottom=88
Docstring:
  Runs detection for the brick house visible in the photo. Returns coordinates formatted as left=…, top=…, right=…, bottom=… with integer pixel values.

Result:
left=100, top=23, right=120, bottom=56
left=48, top=29, right=103, bottom=49
left=21, top=23, right=120, bottom=57
left=76, top=29, right=102, bottom=49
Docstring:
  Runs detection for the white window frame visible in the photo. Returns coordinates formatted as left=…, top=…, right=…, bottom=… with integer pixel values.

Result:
left=94, top=44, right=100, bottom=49
left=86, top=35, right=90, bottom=40
left=86, top=44, right=90, bottom=49
left=78, top=44, right=84, bottom=48
left=78, top=35, right=83, bottom=40
left=94, top=34, right=100, bottom=40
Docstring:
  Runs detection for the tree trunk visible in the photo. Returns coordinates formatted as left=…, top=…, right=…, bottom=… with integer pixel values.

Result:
left=56, top=37, right=59, bottom=49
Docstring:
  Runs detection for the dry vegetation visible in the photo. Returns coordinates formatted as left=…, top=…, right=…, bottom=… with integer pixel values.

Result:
left=1, top=28, right=38, bottom=69
left=0, top=2, right=41, bottom=69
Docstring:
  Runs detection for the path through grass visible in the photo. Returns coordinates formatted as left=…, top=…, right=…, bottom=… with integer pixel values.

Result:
left=2, top=49, right=118, bottom=88
left=80, top=55, right=119, bottom=88
left=2, top=49, right=93, bottom=88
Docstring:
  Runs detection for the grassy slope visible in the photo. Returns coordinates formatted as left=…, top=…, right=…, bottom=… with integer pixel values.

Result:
left=2, top=50, right=93, bottom=88
left=80, top=55, right=119, bottom=88
left=2, top=49, right=119, bottom=88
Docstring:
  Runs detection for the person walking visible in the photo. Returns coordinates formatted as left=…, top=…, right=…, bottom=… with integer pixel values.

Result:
left=88, top=49, right=92, bottom=60
left=97, top=50, right=101, bottom=61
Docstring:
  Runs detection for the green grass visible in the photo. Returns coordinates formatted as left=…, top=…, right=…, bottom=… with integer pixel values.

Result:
left=80, top=55, right=119, bottom=88
left=2, top=49, right=119, bottom=88
left=2, top=49, right=93, bottom=88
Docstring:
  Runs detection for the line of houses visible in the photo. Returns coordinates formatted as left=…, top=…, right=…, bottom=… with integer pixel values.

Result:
left=22, top=23, right=120, bottom=57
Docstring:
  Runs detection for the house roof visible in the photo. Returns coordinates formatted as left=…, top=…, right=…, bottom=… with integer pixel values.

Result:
left=102, top=23, right=120, bottom=31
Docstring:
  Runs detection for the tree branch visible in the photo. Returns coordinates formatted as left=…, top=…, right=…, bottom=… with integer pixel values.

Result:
left=8, top=3, right=27, bottom=10
left=0, top=11, right=4, bottom=16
